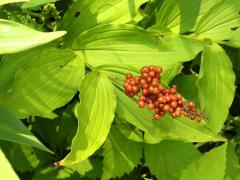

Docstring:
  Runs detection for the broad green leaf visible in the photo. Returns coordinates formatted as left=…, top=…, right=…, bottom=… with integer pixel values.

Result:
left=144, top=140, right=201, bottom=180
left=0, top=0, right=28, bottom=5
left=32, top=159, right=93, bottom=180
left=115, top=87, right=226, bottom=143
left=225, top=141, right=240, bottom=180
left=195, top=0, right=240, bottom=42
left=61, top=0, right=147, bottom=45
left=0, top=149, right=19, bottom=180
left=21, top=0, right=58, bottom=8
left=156, top=0, right=220, bottom=34
left=197, top=43, right=235, bottom=133
left=73, top=24, right=203, bottom=68
left=102, top=126, right=142, bottom=179
left=170, top=75, right=200, bottom=107
left=0, top=45, right=55, bottom=96
left=0, top=49, right=85, bottom=119
left=220, top=29, right=240, bottom=48
left=0, top=19, right=66, bottom=54
left=0, top=106, right=51, bottom=152
left=60, top=71, right=116, bottom=165
left=116, top=118, right=143, bottom=142
left=0, top=142, right=51, bottom=172
left=180, top=143, right=227, bottom=180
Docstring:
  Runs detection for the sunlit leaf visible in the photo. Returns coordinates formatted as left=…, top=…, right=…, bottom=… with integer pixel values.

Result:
left=197, top=43, right=235, bottom=133
left=0, top=48, right=85, bottom=119
left=0, top=0, right=28, bottom=5
left=60, top=0, right=147, bottom=45
left=102, top=126, right=142, bottom=179
left=21, top=0, right=58, bottom=8
left=225, top=141, right=240, bottom=180
left=195, top=0, right=240, bottom=42
left=180, top=143, right=227, bottom=180
left=73, top=24, right=203, bottom=69
left=0, top=106, right=52, bottom=152
left=60, top=71, right=116, bottom=165
left=144, top=140, right=201, bottom=180
left=0, top=149, right=19, bottom=180
left=156, top=0, right=220, bottom=34
left=0, top=19, right=66, bottom=54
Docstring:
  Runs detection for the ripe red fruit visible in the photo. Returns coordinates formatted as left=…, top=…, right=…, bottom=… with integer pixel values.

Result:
left=142, top=73, right=148, bottom=79
left=171, top=113, right=177, bottom=118
left=139, top=96, right=146, bottom=102
left=175, top=109, right=182, bottom=117
left=154, top=113, right=161, bottom=120
left=176, top=94, right=182, bottom=100
left=165, top=95, right=171, bottom=103
left=147, top=103, right=155, bottom=109
left=141, top=66, right=149, bottom=73
left=170, top=101, right=177, bottom=108
left=163, top=105, right=170, bottom=112
left=142, top=89, right=148, bottom=96
left=140, top=79, right=147, bottom=85
left=132, top=86, right=140, bottom=93
left=139, top=101, right=145, bottom=108
left=126, top=73, right=132, bottom=79
left=126, top=85, right=133, bottom=92
left=149, top=71, right=155, bottom=78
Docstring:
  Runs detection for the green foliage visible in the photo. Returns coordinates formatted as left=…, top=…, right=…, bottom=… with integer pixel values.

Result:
left=0, top=106, right=51, bottom=152
left=73, top=24, right=203, bottom=68
left=0, top=19, right=66, bottom=54
left=0, top=48, right=85, bottom=119
left=144, top=140, right=201, bottom=180
left=0, top=149, right=19, bottom=180
left=102, top=126, right=142, bottom=179
left=60, top=0, right=148, bottom=45
left=197, top=43, right=235, bottom=133
left=180, top=143, right=227, bottom=180
left=0, top=0, right=240, bottom=179
left=60, top=71, right=117, bottom=165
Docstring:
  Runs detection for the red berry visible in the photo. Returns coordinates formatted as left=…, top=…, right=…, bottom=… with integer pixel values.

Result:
left=140, top=79, right=147, bottom=85
left=126, top=85, right=133, bottom=92
left=153, top=87, right=160, bottom=94
left=134, top=77, right=141, bottom=83
left=139, top=96, right=146, bottom=102
left=147, top=77, right=152, bottom=83
left=142, top=89, right=148, bottom=96
left=126, top=73, right=132, bottom=79
left=176, top=94, right=182, bottom=100
left=163, top=105, right=170, bottom=112
left=175, top=109, right=182, bottom=117
left=141, top=73, right=148, bottom=79
left=178, top=100, right=183, bottom=105
left=171, top=113, right=177, bottom=118
left=165, top=95, right=171, bottom=103
left=141, top=66, right=149, bottom=73
left=147, top=103, right=155, bottom=109
left=170, top=101, right=177, bottom=109
left=149, top=71, right=155, bottom=78
left=154, top=113, right=161, bottom=120
left=132, top=86, right=140, bottom=94
left=138, top=101, right=145, bottom=108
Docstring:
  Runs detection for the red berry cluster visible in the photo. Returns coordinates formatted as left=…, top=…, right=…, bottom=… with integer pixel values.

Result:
left=123, top=65, right=205, bottom=122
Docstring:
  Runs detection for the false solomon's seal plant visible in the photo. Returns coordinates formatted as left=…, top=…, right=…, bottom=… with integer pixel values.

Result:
left=0, top=0, right=239, bottom=179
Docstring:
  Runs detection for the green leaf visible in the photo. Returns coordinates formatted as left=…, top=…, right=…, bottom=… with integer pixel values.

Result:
left=0, top=45, right=54, bottom=96
left=220, top=28, right=240, bottom=48
left=180, top=143, right=227, bottom=180
left=21, top=0, right=58, bottom=8
left=197, top=43, right=235, bottom=133
left=116, top=118, right=143, bottom=142
left=73, top=24, right=203, bottom=68
left=0, top=19, right=66, bottom=54
left=0, top=49, right=85, bottom=119
left=195, top=0, right=240, bottom=42
left=0, top=142, right=51, bottom=172
left=60, top=0, right=147, bottom=45
left=0, top=106, right=52, bottom=152
left=225, top=141, right=240, bottom=180
left=144, top=140, right=201, bottom=180
left=156, top=0, right=220, bottom=34
left=60, top=71, right=117, bottom=165
left=102, top=126, right=142, bottom=179
left=115, top=87, right=226, bottom=143
left=0, top=0, right=28, bottom=5
left=0, top=149, right=19, bottom=180
left=170, top=75, right=200, bottom=107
